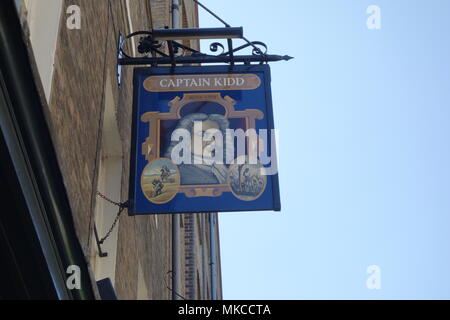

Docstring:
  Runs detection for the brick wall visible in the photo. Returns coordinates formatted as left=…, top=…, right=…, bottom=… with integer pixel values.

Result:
left=43, top=0, right=178, bottom=300
left=24, top=0, right=220, bottom=300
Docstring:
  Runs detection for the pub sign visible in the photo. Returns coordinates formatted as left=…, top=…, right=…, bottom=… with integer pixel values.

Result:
left=129, top=65, right=280, bottom=214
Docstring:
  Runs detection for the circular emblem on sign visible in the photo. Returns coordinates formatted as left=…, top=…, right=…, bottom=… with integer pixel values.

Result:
left=141, top=158, right=180, bottom=204
left=227, top=156, right=267, bottom=201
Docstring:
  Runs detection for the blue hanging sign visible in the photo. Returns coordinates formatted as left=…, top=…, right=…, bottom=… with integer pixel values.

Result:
left=129, top=65, right=280, bottom=214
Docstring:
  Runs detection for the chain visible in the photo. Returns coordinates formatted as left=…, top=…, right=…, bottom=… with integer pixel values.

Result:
left=97, top=191, right=127, bottom=207
left=96, top=191, right=129, bottom=244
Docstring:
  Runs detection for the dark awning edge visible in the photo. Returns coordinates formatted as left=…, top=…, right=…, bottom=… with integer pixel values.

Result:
left=0, top=0, right=95, bottom=300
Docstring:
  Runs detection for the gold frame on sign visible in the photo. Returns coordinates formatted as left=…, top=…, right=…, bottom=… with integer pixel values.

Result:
left=140, top=92, right=264, bottom=198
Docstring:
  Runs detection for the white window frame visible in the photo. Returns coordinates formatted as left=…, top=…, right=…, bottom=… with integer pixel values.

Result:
left=23, top=0, right=63, bottom=103
left=91, top=75, right=123, bottom=287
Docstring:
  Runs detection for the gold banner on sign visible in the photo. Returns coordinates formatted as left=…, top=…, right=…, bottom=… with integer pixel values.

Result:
left=144, top=74, right=261, bottom=92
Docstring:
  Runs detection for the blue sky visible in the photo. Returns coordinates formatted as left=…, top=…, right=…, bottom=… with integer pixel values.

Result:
left=200, top=0, right=450, bottom=299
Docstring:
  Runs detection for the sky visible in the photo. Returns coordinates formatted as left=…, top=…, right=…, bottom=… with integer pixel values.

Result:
left=199, top=0, right=450, bottom=299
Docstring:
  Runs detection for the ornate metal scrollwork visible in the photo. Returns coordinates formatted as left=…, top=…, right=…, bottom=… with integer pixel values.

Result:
left=119, top=31, right=272, bottom=59
left=119, top=31, right=168, bottom=59
left=209, top=42, right=225, bottom=55
left=220, top=41, right=267, bottom=57
left=118, top=30, right=289, bottom=68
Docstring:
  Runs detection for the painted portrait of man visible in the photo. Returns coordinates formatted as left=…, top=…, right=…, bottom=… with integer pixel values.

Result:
left=164, top=113, right=231, bottom=185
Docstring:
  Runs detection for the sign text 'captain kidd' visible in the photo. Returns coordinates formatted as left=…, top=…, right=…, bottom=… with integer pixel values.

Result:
left=144, top=74, right=261, bottom=92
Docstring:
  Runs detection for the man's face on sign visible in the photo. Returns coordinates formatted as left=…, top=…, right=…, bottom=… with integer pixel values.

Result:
left=191, top=120, right=222, bottom=156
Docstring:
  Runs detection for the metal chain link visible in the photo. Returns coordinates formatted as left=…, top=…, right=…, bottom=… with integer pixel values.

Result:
left=96, top=191, right=129, bottom=244
left=97, top=191, right=127, bottom=208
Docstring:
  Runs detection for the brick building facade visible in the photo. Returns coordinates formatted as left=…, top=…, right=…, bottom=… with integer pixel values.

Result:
left=14, top=0, right=222, bottom=300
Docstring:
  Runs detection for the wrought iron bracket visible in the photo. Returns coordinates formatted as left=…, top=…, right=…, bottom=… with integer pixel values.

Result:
left=93, top=193, right=129, bottom=258
left=116, top=0, right=293, bottom=80
left=116, top=27, right=293, bottom=73
left=94, top=224, right=108, bottom=258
